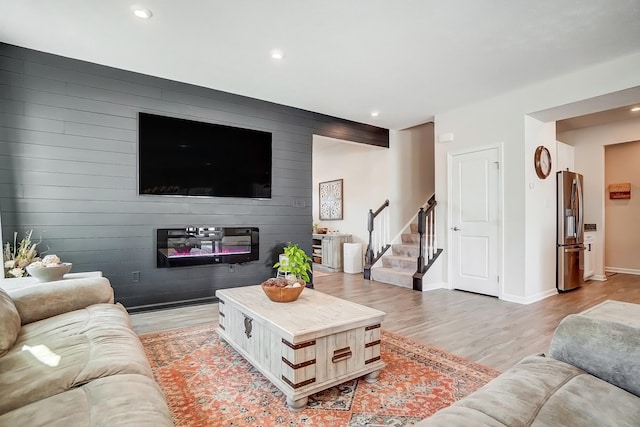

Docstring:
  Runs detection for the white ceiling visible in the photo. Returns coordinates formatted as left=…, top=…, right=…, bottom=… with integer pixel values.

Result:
left=2, top=0, right=640, bottom=130
left=557, top=105, right=640, bottom=133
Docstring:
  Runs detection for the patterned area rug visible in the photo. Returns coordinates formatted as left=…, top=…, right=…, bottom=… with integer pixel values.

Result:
left=140, top=323, right=499, bottom=426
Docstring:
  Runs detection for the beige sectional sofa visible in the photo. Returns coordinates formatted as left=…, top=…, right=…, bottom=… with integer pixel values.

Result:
left=0, top=274, right=173, bottom=426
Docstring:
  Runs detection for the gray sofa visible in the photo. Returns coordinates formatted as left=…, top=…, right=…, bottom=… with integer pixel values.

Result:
left=415, top=302, right=640, bottom=426
left=0, top=275, right=173, bottom=426
left=416, top=303, right=640, bottom=427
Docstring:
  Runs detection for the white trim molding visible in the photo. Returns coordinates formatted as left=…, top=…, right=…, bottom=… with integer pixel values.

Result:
left=605, top=267, right=640, bottom=276
left=502, top=288, right=558, bottom=305
left=421, top=282, right=448, bottom=292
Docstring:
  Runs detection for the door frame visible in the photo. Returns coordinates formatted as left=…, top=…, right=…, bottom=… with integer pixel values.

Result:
left=446, top=142, right=504, bottom=298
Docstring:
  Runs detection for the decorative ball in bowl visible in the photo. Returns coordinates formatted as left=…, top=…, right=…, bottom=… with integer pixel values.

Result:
left=26, top=261, right=72, bottom=282
left=261, top=277, right=305, bottom=303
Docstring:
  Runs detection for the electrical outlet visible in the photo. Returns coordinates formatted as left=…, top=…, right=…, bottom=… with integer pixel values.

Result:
left=132, top=271, right=140, bottom=283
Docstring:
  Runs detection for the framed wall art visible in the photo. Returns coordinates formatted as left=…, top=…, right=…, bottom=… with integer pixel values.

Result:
left=609, top=182, right=631, bottom=199
left=319, top=179, right=343, bottom=220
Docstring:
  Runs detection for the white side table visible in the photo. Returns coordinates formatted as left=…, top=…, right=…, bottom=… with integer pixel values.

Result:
left=0, top=271, right=103, bottom=292
left=579, top=300, right=640, bottom=328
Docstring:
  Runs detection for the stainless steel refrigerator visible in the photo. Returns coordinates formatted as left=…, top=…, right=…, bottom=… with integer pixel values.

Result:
left=556, top=170, right=585, bottom=292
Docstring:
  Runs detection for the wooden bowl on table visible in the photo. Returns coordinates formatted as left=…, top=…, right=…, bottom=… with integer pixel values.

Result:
left=261, top=278, right=305, bottom=303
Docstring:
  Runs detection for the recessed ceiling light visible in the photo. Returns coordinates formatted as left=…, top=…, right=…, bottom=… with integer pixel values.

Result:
left=631, top=106, right=640, bottom=112
left=370, top=111, right=380, bottom=117
left=132, top=7, right=152, bottom=19
left=271, top=50, right=284, bottom=60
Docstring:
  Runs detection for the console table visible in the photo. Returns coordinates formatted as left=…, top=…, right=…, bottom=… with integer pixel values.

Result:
left=312, top=233, right=352, bottom=271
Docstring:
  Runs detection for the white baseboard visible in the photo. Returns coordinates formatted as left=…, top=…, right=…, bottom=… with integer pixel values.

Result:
left=433, top=284, right=557, bottom=304
left=421, top=282, right=447, bottom=292
left=586, top=274, right=607, bottom=281
left=501, top=288, right=557, bottom=305
left=605, top=267, right=640, bottom=276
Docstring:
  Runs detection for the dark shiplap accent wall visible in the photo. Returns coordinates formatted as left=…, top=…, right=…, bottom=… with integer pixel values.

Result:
left=0, top=43, right=389, bottom=309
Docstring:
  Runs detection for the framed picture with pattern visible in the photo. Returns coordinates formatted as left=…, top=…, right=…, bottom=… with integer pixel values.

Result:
left=319, top=179, right=343, bottom=220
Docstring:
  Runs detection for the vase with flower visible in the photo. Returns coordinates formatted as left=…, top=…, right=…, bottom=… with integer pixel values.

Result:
left=3, top=230, right=40, bottom=278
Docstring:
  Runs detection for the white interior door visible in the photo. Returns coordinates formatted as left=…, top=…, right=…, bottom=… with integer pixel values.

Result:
left=450, top=147, right=500, bottom=296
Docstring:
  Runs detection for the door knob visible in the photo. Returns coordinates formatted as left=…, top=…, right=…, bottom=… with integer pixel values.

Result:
left=451, top=226, right=460, bottom=231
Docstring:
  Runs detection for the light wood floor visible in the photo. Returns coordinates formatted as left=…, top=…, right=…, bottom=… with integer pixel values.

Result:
left=130, top=272, right=640, bottom=371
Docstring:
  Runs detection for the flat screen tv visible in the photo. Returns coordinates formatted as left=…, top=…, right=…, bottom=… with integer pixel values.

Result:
left=138, top=112, right=272, bottom=199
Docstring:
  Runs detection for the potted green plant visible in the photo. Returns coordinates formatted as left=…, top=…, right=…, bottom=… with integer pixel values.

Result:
left=273, top=242, right=312, bottom=285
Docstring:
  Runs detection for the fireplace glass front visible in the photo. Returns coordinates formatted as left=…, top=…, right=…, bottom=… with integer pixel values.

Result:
left=156, top=227, right=259, bottom=268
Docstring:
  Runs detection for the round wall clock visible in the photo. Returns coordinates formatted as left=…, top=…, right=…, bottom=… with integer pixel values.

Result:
left=534, top=145, right=552, bottom=179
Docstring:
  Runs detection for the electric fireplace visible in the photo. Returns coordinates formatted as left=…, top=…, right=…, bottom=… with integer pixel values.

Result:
left=156, top=226, right=259, bottom=268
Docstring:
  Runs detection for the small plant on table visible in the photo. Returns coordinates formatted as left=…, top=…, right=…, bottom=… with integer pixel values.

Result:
left=273, top=242, right=312, bottom=286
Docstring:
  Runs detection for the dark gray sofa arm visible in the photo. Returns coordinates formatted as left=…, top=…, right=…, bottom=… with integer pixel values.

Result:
left=549, top=313, right=640, bottom=397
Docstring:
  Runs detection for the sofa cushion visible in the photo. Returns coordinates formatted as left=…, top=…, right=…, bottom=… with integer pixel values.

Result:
left=0, top=303, right=155, bottom=415
left=0, top=373, right=173, bottom=426
left=535, top=372, right=640, bottom=426
left=415, top=356, right=640, bottom=426
left=0, top=288, right=21, bottom=357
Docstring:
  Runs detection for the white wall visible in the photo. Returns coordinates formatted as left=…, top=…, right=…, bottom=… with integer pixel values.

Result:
left=524, top=118, right=558, bottom=301
left=434, top=51, right=640, bottom=303
left=389, top=123, right=435, bottom=235
left=312, top=123, right=435, bottom=249
left=557, top=117, right=640, bottom=277
left=556, top=141, right=575, bottom=172
left=312, top=136, right=389, bottom=246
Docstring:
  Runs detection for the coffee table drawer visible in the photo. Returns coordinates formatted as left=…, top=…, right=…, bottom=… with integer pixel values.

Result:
left=287, top=323, right=381, bottom=385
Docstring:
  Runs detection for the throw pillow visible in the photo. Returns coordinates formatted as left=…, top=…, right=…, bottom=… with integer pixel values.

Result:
left=0, top=288, right=21, bottom=356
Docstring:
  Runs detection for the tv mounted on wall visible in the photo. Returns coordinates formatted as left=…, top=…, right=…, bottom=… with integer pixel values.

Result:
left=138, top=112, right=272, bottom=198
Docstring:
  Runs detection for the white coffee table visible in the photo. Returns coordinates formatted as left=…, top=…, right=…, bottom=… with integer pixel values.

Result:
left=215, top=285, right=385, bottom=411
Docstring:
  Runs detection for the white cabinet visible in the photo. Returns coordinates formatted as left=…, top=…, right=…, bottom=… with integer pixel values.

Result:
left=584, top=232, right=595, bottom=280
left=313, top=234, right=352, bottom=271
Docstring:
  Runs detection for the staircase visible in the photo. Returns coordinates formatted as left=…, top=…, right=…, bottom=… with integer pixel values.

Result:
left=365, top=195, right=442, bottom=291
left=370, top=224, right=421, bottom=288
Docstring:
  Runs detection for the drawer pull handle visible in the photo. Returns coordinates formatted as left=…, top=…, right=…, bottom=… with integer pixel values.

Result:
left=243, top=315, right=253, bottom=339
left=332, top=347, right=352, bottom=363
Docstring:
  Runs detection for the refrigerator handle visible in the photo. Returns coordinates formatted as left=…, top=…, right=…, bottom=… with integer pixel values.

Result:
left=564, top=247, right=586, bottom=253
left=577, top=178, right=583, bottom=240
